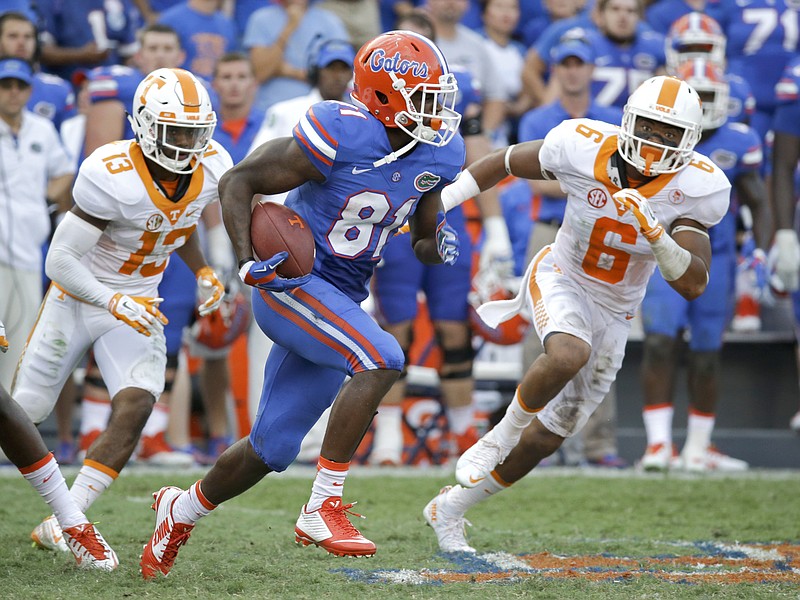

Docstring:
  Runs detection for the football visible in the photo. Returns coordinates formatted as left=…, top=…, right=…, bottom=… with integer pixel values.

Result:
left=250, top=201, right=315, bottom=279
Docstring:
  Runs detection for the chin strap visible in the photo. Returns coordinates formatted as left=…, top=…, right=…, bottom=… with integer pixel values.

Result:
left=372, top=137, right=419, bottom=167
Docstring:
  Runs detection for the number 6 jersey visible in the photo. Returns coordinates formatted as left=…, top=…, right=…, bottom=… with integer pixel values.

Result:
left=72, top=139, right=233, bottom=297
left=540, top=118, right=731, bottom=315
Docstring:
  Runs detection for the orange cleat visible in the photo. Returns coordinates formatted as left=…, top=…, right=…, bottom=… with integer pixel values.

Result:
left=295, top=497, right=376, bottom=557
left=63, top=523, right=119, bottom=571
left=140, top=486, right=194, bottom=579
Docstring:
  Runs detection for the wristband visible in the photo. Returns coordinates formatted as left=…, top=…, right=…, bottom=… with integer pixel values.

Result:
left=441, top=170, right=481, bottom=212
left=650, top=234, right=693, bottom=281
left=238, top=256, right=256, bottom=269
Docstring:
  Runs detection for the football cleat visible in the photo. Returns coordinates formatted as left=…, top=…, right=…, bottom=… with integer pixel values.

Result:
left=679, top=445, right=749, bottom=473
left=455, top=429, right=513, bottom=488
left=137, top=433, right=195, bottom=467
left=141, top=486, right=195, bottom=579
left=639, top=443, right=678, bottom=472
left=295, top=496, right=376, bottom=557
left=63, top=523, right=119, bottom=571
left=423, top=485, right=475, bottom=553
left=31, top=514, right=69, bottom=553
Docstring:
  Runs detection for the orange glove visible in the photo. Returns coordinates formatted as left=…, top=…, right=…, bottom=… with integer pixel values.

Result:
left=196, top=266, right=224, bottom=316
left=612, top=188, right=664, bottom=242
left=108, top=294, right=168, bottom=337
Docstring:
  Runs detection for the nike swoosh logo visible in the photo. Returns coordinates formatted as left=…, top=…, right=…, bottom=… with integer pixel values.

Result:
left=352, top=166, right=371, bottom=175
left=43, top=473, right=53, bottom=484
left=469, top=475, right=485, bottom=484
left=332, top=481, right=343, bottom=486
left=53, top=534, right=62, bottom=543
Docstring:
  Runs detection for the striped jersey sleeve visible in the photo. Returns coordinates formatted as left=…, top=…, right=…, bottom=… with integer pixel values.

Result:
left=292, top=102, right=342, bottom=179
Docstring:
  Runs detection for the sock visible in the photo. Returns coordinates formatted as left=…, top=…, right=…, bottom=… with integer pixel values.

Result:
left=684, top=407, right=714, bottom=456
left=20, top=453, right=86, bottom=528
left=79, top=396, right=112, bottom=441
left=70, top=460, right=117, bottom=512
left=447, top=471, right=509, bottom=514
left=173, top=480, right=216, bottom=525
left=370, top=405, right=403, bottom=463
left=308, top=457, right=348, bottom=511
left=491, top=389, right=540, bottom=448
left=642, top=403, right=674, bottom=447
left=141, top=403, right=169, bottom=438
left=446, top=404, right=474, bottom=435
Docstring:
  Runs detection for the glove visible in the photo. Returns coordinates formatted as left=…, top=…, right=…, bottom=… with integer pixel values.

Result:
left=612, top=188, right=663, bottom=242
left=0, top=319, right=8, bottom=353
left=436, top=211, right=459, bottom=265
left=196, top=266, right=225, bottom=317
left=239, top=251, right=311, bottom=292
left=479, top=215, right=514, bottom=277
left=108, top=293, right=168, bottom=337
left=770, top=229, right=800, bottom=293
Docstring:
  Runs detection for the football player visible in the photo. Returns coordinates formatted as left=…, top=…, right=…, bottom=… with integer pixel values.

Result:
left=140, top=30, right=465, bottom=578
left=423, top=75, right=730, bottom=553
left=12, top=67, right=231, bottom=558
left=639, top=59, right=769, bottom=472
left=0, top=319, right=118, bottom=570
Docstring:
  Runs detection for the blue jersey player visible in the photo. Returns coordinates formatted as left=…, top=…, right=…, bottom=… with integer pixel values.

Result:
left=639, top=58, right=769, bottom=473
left=141, top=31, right=465, bottom=576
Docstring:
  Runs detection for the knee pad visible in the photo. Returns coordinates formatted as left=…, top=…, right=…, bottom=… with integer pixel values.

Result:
left=439, top=345, right=474, bottom=380
left=642, top=334, right=676, bottom=368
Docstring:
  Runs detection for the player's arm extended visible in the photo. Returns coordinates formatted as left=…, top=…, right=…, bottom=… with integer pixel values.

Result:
left=440, top=141, right=548, bottom=212
left=219, top=137, right=323, bottom=265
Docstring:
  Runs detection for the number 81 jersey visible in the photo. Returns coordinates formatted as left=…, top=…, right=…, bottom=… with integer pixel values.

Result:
left=540, top=118, right=730, bottom=315
left=72, top=139, right=233, bottom=297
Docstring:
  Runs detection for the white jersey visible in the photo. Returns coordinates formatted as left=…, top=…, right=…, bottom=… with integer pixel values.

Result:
left=72, top=139, right=233, bottom=297
left=539, top=118, right=730, bottom=314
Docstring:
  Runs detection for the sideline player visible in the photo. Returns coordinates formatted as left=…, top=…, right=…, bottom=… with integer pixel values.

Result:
left=13, top=67, right=231, bottom=555
left=140, top=30, right=465, bottom=578
left=0, top=319, right=117, bottom=570
left=423, top=75, right=731, bottom=553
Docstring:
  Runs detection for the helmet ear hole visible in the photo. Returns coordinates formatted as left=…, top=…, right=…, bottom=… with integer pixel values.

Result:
left=375, top=90, right=389, bottom=105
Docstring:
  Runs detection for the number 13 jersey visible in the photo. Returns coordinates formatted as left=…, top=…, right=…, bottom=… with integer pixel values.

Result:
left=539, top=118, right=730, bottom=315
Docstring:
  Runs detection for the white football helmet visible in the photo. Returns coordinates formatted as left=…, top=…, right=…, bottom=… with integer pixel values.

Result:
left=128, top=68, right=216, bottom=174
left=675, top=58, right=729, bottom=130
left=618, top=76, right=703, bottom=176
left=665, top=12, right=727, bottom=74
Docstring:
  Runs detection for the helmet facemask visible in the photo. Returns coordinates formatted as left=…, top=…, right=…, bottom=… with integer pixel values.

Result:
left=390, top=70, right=461, bottom=147
left=135, top=109, right=215, bottom=173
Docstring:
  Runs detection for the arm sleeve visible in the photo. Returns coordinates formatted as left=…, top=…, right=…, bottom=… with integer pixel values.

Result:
left=45, top=212, right=116, bottom=309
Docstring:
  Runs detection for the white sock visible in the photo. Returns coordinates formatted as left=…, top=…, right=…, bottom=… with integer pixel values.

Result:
left=491, top=390, right=539, bottom=448
left=80, top=396, right=112, bottom=436
left=642, top=404, right=674, bottom=447
left=447, top=472, right=508, bottom=514
left=684, top=408, right=714, bottom=455
left=141, top=403, right=169, bottom=438
left=70, top=461, right=117, bottom=512
left=370, top=405, right=403, bottom=463
left=21, top=453, right=86, bottom=528
left=173, top=481, right=216, bottom=525
left=308, top=457, right=348, bottom=511
left=446, top=404, right=474, bottom=435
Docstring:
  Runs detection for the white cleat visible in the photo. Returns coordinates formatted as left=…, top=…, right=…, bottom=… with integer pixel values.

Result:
left=140, top=486, right=195, bottom=579
left=455, top=429, right=512, bottom=488
left=639, top=443, right=678, bottom=472
left=680, top=445, right=749, bottom=473
left=31, top=514, right=69, bottom=553
left=63, top=522, right=119, bottom=571
left=423, top=485, right=475, bottom=553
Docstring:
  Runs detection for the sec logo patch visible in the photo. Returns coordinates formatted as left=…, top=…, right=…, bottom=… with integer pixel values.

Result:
left=587, top=188, right=608, bottom=208
left=668, top=189, right=685, bottom=205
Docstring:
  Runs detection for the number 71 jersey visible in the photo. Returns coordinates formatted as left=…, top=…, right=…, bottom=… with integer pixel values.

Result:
left=540, top=118, right=730, bottom=315
left=71, top=139, right=233, bottom=297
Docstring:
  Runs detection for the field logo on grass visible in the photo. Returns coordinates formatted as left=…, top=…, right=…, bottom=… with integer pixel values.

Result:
left=336, top=541, right=800, bottom=585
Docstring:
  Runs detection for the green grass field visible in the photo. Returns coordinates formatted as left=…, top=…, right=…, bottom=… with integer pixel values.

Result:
left=2, top=466, right=799, bottom=599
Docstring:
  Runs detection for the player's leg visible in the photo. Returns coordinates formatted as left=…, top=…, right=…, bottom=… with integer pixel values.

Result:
left=639, top=268, right=687, bottom=471
left=370, top=231, right=425, bottom=465
left=455, top=250, right=592, bottom=486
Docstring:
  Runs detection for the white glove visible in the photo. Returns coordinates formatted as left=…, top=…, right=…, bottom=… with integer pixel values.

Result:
left=479, top=215, right=514, bottom=277
left=196, top=266, right=225, bottom=316
left=612, top=188, right=663, bottom=242
left=771, top=229, right=800, bottom=293
left=107, top=294, right=168, bottom=337
left=0, top=319, right=8, bottom=353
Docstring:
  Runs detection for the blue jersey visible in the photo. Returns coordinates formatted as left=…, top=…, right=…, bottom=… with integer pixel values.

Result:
left=517, top=101, right=623, bottom=224
left=87, top=64, right=142, bottom=137
left=28, top=72, right=75, bottom=131
left=645, top=0, right=695, bottom=34
left=727, top=72, right=756, bottom=125
left=214, top=110, right=265, bottom=165
left=587, top=27, right=666, bottom=108
left=290, top=101, right=465, bottom=302
left=774, top=55, right=800, bottom=136
left=708, top=0, right=800, bottom=114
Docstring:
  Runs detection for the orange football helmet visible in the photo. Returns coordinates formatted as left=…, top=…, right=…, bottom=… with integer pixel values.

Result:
left=665, top=12, right=726, bottom=74
left=468, top=269, right=529, bottom=345
left=190, top=291, right=250, bottom=350
left=675, top=58, right=730, bottom=130
left=351, top=31, right=461, bottom=147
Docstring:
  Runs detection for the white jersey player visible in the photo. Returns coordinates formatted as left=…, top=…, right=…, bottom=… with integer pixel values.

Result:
left=13, top=68, right=232, bottom=553
left=421, top=76, right=731, bottom=553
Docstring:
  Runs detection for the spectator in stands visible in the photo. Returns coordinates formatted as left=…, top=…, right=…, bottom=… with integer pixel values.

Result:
left=316, top=0, right=381, bottom=48
left=0, top=58, right=74, bottom=390
left=242, top=0, right=349, bottom=113
left=157, top=0, right=238, bottom=80
left=645, top=0, right=705, bottom=34
left=35, top=0, right=139, bottom=83
left=132, top=0, right=185, bottom=25
left=639, top=58, right=769, bottom=473
left=211, top=52, right=263, bottom=164
left=517, top=39, right=626, bottom=468
left=770, top=55, right=800, bottom=432
left=0, top=11, right=75, bottom=132
left=369, top=9, right=513, bottom=465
